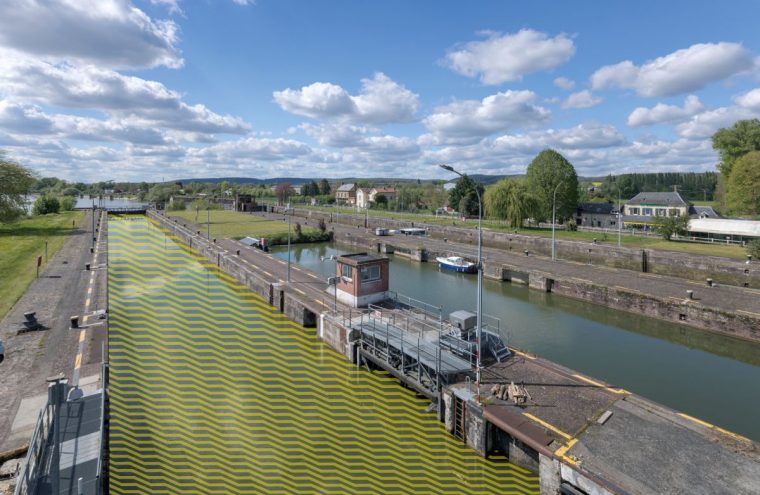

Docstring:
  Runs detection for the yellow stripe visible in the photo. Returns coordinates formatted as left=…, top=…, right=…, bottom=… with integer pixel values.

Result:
left=572, top=374, right=629, bottom=395
left=79, top=330, right=86, bottom=343
left=522, top=413, right=572, bottom=440
left=74, top=353, right=82, bottom=369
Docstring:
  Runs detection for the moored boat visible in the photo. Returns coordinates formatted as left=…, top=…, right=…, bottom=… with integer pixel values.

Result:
left=436, top=256, right=477, bottom=273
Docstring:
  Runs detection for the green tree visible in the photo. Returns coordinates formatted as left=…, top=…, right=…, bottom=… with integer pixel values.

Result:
left=526, top=149, right=579, bottom=223
left=0, top=155, right=36, bottom=222
left=448, top=175, right=484, bottom=217
left=727, top=150, right=760, bottom=215
left=319, top=179, right=331, bottom=196
left=653, top=214, right=689, bottom=241
left=747, top=240, right=760, bottom=260
left=374, top=194, right=388, bottom=209
left=712, top=119, right=760, bottom=178
left=60, top=196, right=76, bottom=211
left=484, top=179, right=537, bottom=228
left=32, top=195, right=60, bottom=215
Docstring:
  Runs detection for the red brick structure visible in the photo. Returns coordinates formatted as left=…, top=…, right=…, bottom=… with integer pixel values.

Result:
left=334, top=253, right=390, bottom=307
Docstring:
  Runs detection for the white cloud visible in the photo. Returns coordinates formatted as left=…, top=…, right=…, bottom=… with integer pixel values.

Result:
left=627, top=95, right=704, bottom=126
left=735, top=87, right=760, bottom=110
left=554, top=77, right=575, bottom=90
left=0, top=0, right=182, bottom=70
left=561, top=90, right=603, bottom=109
left=491, top=124, right=626, bottom=153
left=591, top=42, right=754, bottom=97
left=273, top=73, right=419, bottom=125
left=0, top=53, right=250, bottom=136
left=422, top=90, right=550, bottom=143
left=297, top=123, right=420, bottom=161
left=444, top=29, right=575, bottom=85
left=675, top=106, right=756, bottom=139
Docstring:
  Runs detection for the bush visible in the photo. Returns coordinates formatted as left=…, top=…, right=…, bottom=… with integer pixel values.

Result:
left=167, top=200, right=186, bottom=211
left=189, top=199, right=223, bottom=211
left=318, top=218, right=327, bottom=233
left=32, top=195, right=60, bottom=215
left=747, top=239, right=760, bottom=260
left=59, top=196, right=76, bottom=211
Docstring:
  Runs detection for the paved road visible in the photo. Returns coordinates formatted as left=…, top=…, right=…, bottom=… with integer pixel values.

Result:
left=0, top=210, right=107, bottom=454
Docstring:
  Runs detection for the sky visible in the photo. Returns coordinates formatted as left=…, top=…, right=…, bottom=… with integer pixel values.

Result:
left=2, top=1, right=760, bottom=182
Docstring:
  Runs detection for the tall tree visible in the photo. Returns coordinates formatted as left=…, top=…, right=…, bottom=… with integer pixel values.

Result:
left=727, top=150, right=760, bottom=215
left=526, top=149, right=579, bottom=222
left=712, top=119, right=760, bottom=179
left=0, top=154, right=36, bottom=222
left=448, top=174, right=484, bottom=217
left=484, top=179, right=537, bottom=228
left=275, top=182, right=294, bottom=205
left=318, top=179, right=331, bottom=196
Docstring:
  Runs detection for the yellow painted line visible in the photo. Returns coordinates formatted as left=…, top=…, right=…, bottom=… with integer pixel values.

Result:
left=74, top=353, right=82, bottom=369
left=512, top=350, right=536, bottom=360
left=82, top=315, right=89, bottom=323
left=522, top=413, right=572, bottom=440
left=79, top=330, right=86, bottom=343
left=294, top=288, right=306, bottom=296
left=261, top=270, right=273, bottom=277
left=572, top=374, right=629, bottom=395
left=554, top=438, right=578, bottom=464
left=677, top=413, right=751, bottom=443
left=87, top=287, right=93, bottom=294
left=308, top=273, right=319, bottom=279
left=85, top=297, right=91, bottom=307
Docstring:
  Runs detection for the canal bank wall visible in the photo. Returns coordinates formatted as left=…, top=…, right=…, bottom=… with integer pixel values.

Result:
left=276, top=207, right=759, bottom=289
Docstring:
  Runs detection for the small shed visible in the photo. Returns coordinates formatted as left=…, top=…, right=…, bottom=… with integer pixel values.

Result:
left=334, top=253, right=390, bottom=307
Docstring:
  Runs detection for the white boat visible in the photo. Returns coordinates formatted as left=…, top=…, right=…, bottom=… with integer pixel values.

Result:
left=436, top=256, right=477, bottom=273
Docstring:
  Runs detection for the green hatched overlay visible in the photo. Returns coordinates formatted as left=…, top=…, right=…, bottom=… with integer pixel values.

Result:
left=108, top=216, right=539, bottom=494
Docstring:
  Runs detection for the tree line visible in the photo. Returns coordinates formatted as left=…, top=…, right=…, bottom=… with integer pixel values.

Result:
left=712, top=119, right=760, bottom=217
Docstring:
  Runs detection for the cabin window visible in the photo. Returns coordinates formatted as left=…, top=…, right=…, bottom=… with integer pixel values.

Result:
left=629, top=207, right=640, bottom=215
left=656, top=208, right=667, bottom=216
left=671, top=209, right=680, bottom=217
left=361, top=265, right=381, bottom=282
left=643, top=208, right=653, bottom=216
left=341, top=264, right=352, bottom=280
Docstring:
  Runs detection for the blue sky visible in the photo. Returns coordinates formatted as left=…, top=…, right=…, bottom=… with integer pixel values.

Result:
left=1, top=0, right=760, bottom=182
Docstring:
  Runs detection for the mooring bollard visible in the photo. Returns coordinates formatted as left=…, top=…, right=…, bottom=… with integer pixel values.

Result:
left=70, top=316, right=79, bottom=328
left=687, top=290, right=694, bottom=299
left=236, top=250, right=240, bottom=256
left=707, top=278, right=713, bottom=287
left=524, top=250, right=529, bottom=256
left=85, top=263, right=91, bottom=271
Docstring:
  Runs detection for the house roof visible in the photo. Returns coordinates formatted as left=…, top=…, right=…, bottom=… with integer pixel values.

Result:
left=689, top=206, right=721, bottom=218
left=577, top=202, right=618, bottom=215
left=336, top=183, right=356, bottom=192
left=688, top=218, right=760, bottom=238
left=626, top=191, right=689, bottom=207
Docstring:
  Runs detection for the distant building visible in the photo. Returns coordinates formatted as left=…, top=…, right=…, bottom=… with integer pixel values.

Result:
left=623, top=191, right=690, bottom=228
left=356, top=188, right=372, bottom=208
left=335, top=183, right=357, bottom=205
left=575, top=202, right=619, bottom=228
left=369, top=187, right=396, bottom=204
left=688, top=218, right=760, bottom=243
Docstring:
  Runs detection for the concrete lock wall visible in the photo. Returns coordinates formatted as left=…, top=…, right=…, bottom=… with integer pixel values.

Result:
left=278, top=207, right=759, bottom=289
left=548, top=277, right=760, bottom=341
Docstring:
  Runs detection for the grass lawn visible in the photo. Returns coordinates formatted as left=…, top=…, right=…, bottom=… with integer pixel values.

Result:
left=167, top=209, right=324, bottom=240
left=0, top=211, right=85, bottom=320
left=296, top=205, right=748, bottom=259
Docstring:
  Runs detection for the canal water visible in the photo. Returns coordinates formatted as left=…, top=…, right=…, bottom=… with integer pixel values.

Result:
left=107, top=216, right=538, bottom=494
left=272, top=242, right=760, bottom=442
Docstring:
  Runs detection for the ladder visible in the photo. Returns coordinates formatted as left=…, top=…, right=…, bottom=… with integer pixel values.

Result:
left=453, top=396, right=466, bottom=441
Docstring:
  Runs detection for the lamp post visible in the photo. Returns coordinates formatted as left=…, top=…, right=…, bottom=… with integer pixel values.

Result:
left=551, top=183, right=562, bottom=261
left=617, top=187, right=622, bottom=248
left=439, top=164, right=483, bottom=402
left=286, top=205, right=292, bottom=283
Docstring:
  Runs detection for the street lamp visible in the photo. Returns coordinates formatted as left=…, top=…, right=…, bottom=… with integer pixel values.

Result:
left=439, top=163, right=483, bottom=403
left=286, top=205, right=292, bottom=283
left=552, top=183, right=562, bottom=261
left=617, top=186, right=622, bottom=248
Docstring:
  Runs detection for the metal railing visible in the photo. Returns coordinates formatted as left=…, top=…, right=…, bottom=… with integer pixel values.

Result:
left=13, top=405, right=52, bottom=495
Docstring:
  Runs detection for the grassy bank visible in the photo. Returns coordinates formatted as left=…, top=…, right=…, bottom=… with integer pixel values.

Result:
left=167, top=209, right=329, bottom=244
left=0, top=211, right=85, bottom=319
left=295, top=205, right=747, bottom=259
